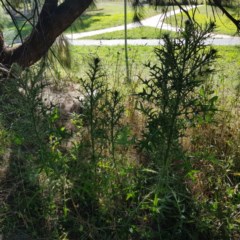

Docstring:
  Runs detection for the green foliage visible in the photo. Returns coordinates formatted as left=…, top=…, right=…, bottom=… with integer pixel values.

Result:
left=76, top=57, right=128, bottom=162
left=137, top=22, right=217, bottom=167
left=0, top=24, right=239, bottom=240
left=0, top=6, right=10, bottom=30
left=0, top=65, right=49, bottom=148
left=78, top=57, right=108, bottom=163
left=185, top=100, right=240, bottom=239
left=186, top=153, right=240, bottom=239
left=0, top=65, right=64, bottom=239
left=48, top=36, right=72, bottom=69
left=134, top=22, right=220, bottom=239
left=54, top=57, right=135, bottom=239
left=103, top=90, right=125, bottom=159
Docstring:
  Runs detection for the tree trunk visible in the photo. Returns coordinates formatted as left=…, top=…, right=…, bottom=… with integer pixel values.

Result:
left=0, top=0, right=93, bottom=68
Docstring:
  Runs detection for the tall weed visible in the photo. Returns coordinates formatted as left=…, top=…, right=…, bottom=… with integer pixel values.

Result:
left=135, top=22, right=219, bottom=239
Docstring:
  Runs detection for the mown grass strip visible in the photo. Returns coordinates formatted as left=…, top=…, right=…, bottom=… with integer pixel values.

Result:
left=80, top=26, right=178, bottom=40
left=165, top=5, right=238, bottom=35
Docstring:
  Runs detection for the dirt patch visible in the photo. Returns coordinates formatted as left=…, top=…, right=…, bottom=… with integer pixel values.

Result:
left=42, top=82, right=83, bottom=129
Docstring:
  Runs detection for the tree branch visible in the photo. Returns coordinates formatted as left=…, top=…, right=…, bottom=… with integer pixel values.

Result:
left=0, top=0, right=93, bottom=68
left=211, top=0, right=240, bottom=31
left=0, top=31, right=4, bottom=52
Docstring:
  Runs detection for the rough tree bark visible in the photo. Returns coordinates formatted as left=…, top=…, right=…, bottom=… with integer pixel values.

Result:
left=0, top=0, right=93, bottom=68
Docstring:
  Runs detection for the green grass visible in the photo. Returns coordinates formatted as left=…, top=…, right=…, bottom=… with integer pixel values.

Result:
left=80, top=26, right=178, bottom=40
left=68, top=45, right=240, bottom=89
left=214, top=46, right=240, bottom=89
left=3, top=2, right=164, bottom=43
left=165, top=5, right=238, bottom=35
left=68, top=45, right=155, bottom=85
left=67, top=2, right=164, bottom=33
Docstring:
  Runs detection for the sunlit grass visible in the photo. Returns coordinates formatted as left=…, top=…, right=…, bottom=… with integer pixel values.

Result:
left=165, top=5, right=238, bottom=35
left=69, top=45, right=155, bottom=84
left=80, top=26, right=178, bottom=39
left=3, top=1, right=164, bottom=43
left=214, top=45, right=240, bottom=89
left=68, top=45, right=240, bottom=90
left=67, top=2, right=164, bottom=33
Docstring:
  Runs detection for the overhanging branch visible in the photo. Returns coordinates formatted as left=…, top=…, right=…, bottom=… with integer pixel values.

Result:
left=211, top=0, right=240, bottom=31
left=0, top=0, right=93, bottom=68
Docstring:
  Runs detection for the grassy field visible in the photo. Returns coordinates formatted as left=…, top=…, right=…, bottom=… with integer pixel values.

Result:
left=4, top=3, right=238, bottom=43
left=80, top=26, right=178, bottom=40
left=3, top=2, right=164, bottom=43
left=66, top=2, right=164, bottom=33
left=165, top=5, right=238, bottom=35
left=68, top=45, right=155, bottom=85
left=71, top=4, right=239, bottom=39
left=67, top=45, right=240, bottom=90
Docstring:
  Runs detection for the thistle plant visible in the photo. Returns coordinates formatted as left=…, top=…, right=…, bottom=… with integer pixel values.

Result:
left=137, top=22, right=218, bottom=173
